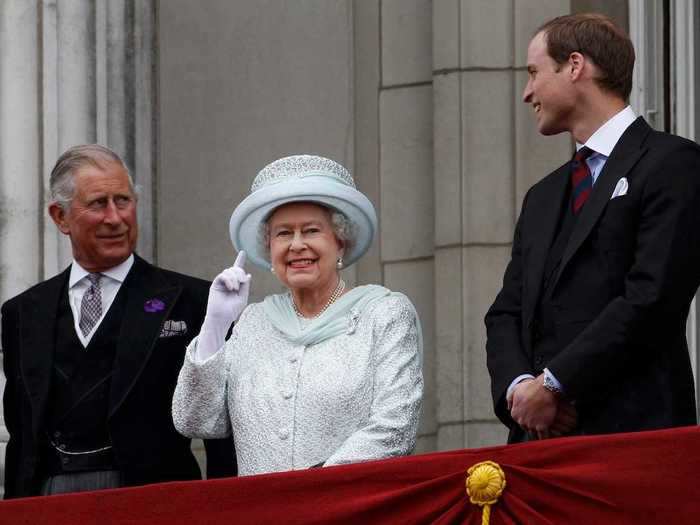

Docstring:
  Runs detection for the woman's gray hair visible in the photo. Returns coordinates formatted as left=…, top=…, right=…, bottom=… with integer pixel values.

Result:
left=258, top=204, right=356, bottom=261
left=49, top=144, right=137, bottom=209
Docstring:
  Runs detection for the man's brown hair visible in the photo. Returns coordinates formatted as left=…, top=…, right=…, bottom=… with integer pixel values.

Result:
left=538, top=13, right=635, bottom=101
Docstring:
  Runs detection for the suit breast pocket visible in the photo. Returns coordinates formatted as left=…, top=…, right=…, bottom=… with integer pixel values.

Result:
left=159, top=319, right=189, bottom=339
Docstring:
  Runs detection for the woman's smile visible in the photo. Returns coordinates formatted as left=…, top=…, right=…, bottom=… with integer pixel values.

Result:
left=287, top=258, right=317, bottom=269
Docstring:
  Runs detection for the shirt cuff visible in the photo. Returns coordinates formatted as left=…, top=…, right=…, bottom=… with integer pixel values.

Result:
left=507, top=374, right=536, bottom=399
left=543, top=367, right=564, bottom=394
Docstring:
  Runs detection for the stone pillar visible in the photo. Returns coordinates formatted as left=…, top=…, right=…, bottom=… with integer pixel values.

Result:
left=432, top=0, right=572, bottom=450
left=0, top=0, right=156, bottom=496
left=353, top=1, right=382, bottom=287
left=377, top=0, right=437, bottom=453
left=0, top=0, right=42, bottom=499
left=0, top=1, right=43, bottom=303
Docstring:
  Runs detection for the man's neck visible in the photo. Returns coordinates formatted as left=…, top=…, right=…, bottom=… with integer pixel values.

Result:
left=569, top=95, right=627, bottom=144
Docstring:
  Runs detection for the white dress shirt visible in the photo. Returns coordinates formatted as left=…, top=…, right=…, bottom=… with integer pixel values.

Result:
left=578, top=104, right=637, bottom=184
left=508, top=106, right=637, bottom=398
left=68, top=254, right=134, bottom=347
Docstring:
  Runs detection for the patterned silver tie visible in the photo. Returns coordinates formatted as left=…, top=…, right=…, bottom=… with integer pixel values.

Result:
left=79, top=273, right=103, bottom=336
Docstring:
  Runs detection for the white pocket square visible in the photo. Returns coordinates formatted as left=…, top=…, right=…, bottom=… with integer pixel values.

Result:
left=159, top=319, right=188, bottom=338
left=611, top=177, right=628, bottom=199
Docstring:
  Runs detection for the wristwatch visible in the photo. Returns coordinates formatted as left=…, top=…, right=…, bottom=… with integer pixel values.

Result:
left=542, top=373, right=563, bottom=395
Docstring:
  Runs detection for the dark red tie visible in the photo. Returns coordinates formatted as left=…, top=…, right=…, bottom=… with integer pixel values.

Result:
left=571, top=147, right=594, bottom=214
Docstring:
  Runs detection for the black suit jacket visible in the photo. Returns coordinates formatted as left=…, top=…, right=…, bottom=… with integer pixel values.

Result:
left=486, top=118, right=700, bottom=442
left=1, top=255, right=236, bottom=498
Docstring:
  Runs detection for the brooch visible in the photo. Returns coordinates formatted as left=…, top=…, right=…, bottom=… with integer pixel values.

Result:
left=346, top=309, right=361, bottom=335
left=144, top=298, right=166, bottom=313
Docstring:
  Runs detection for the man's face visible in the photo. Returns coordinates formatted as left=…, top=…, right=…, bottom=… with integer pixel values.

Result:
left=50, top=161, right=138, bottom=272
left=522, top=31, right=576, bottom=135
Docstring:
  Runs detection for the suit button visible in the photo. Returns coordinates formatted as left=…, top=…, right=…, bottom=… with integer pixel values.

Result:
left=289, top=356, right=298, bottom=364
left=53, top=431, right=62, bottom=439
left=283, top=391, right=293, bottom=400
left=61, top=457, right=69, bottom=465
left=534, top=356, right=544, bottom=368
left=279, top=428, right=289, bottom=440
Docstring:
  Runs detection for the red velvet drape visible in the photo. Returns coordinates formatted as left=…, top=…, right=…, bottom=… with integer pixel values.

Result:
left=2, top=426, right=699, bottom=524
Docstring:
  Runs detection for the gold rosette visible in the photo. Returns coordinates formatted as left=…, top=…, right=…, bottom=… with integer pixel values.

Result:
left=466, top=461, right=506, bottom=525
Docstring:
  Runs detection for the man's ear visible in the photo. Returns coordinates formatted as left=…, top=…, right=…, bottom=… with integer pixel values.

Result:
left=568, top=51, right=585, bottom=81
left=48, top=202, right=71, bottom=235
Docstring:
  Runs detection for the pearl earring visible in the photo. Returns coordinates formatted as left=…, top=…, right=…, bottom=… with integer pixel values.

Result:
left=336, top=257, right=344, bottom=270
left=270, top=266, right=275, bottom=274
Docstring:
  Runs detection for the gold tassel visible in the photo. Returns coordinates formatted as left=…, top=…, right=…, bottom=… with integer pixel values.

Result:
left=466, top=461, right=506, bottom=525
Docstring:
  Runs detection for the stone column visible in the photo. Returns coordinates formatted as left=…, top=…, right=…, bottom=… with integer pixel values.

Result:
left=41, top=0, right=156, bottom=273
left=0, top=1, right=43, bottom=303
left=0, top=0, right=43, bottom=499
left=0, top=0, right=156, bottom=496
left=432, top=0, right=572, bottom=450
left=377, top=0, right=437, bottom=453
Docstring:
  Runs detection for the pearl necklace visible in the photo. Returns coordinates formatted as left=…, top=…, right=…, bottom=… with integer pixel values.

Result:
left=293, top=279, right=346, bottom=319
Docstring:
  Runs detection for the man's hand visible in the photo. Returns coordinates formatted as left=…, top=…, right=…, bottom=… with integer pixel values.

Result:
left=509, top=374, right=557, bottom=438
left=549, top=400, right=578, bottom=437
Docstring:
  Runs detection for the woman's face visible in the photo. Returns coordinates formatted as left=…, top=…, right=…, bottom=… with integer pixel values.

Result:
left=267, top=202, right=344, bottom=292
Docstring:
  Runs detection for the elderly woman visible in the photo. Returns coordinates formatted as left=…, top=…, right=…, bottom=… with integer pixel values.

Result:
left=172, top=155, right=423, bottom=476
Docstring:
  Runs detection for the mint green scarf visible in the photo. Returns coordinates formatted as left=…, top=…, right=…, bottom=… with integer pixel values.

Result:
left=262, top=284, right=395, bottom=347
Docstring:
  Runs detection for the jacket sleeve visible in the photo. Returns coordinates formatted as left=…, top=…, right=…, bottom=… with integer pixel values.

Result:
left=2, top=300, right=20, bottom=499
left=484, top=189, right=536, bottom=428
left=171, top=310, right=244, bottom=441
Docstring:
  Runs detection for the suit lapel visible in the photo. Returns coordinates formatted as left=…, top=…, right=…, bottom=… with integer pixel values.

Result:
left=550, top=118, right=650, bottom=291
left=20, top=269, right=69, bottom=439
left=523, top=163, right=570, bottom=324
left=109, top=256, right=182, bottom=417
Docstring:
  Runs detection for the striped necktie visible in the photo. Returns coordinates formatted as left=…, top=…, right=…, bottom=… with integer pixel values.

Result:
left=79, top=273, right=103, bottom=336
left=571, top=146, right=595, bottom=214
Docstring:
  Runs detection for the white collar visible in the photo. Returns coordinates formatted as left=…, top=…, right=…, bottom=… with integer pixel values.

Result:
left=69, top=254, right=135, bottom=288
left=576, top=105, right=637, bottom=157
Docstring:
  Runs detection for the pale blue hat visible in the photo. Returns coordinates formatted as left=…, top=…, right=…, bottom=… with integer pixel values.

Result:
left=229, top=155, right=378, bottom=269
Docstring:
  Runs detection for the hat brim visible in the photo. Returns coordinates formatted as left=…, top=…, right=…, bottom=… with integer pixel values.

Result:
left=229, top=176, right=377, bottom=269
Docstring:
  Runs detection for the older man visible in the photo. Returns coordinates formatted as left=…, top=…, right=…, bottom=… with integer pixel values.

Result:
left=1, top=144, right=236, bottom=497
left=486, top=14, right=700, bottom=443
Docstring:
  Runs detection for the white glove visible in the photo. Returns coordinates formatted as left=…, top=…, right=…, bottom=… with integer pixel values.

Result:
left=196, top=251, right=252, bottom=361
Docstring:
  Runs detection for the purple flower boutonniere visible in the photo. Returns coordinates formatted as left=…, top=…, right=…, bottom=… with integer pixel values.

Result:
left=144, top=298, right=166, bottom=313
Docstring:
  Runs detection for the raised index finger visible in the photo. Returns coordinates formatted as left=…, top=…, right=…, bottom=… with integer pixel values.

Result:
left=233, top=250, right=247, bottom=270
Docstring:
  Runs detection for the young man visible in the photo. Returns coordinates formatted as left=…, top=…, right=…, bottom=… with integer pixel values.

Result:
left=486, top=14, right=700, bottom=443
